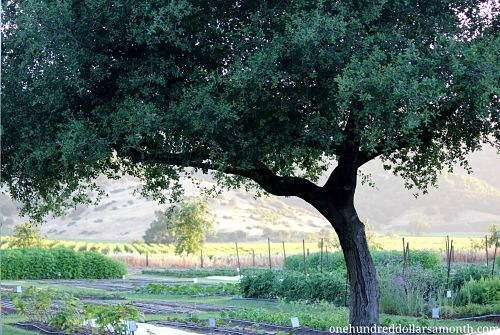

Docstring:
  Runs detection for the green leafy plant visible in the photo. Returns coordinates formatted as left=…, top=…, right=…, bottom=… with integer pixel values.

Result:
left=240, top=270, right=347, bottom=304
left=455, top=277, right=500, bottom=305
left=12, top=286, right=57, bottom=324
left=142, top=268, right=240, bottom=278
left=139, top=282, right=240, bottom=296
left=49, top=293, right=84, bottom=333
left=83, top=304, right=143, bottom=335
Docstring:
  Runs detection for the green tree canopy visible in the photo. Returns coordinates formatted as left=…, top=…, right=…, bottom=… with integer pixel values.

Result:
left=143, top=199, right=213, bottom=255
left=2, top=0, right=498, bottom=328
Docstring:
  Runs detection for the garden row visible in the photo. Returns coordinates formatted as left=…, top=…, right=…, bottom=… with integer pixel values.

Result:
left=137, top=282, right=240, bottom=296
left=1, top=248, right=127, bottom=279
left=241, top=251, right=500, bottom=317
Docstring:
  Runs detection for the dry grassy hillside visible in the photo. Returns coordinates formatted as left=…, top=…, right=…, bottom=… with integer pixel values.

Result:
left=1, top=147, right=499, bottom=241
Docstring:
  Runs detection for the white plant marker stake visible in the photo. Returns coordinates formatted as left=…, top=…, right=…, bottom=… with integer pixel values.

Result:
left=446, top=290, right=452, bottom=298
left=193, top=278, right=198, bottom=284
left=291, top=317, right=300, bottom=328
left=208, top=317, right=216, bottom=335
left=127, top=320, right=137, bottom=334
left=432, top=307, right=440, bottom=327
left=16, top=286, right=22, bottom=294
left=432, top=307, right=440, bottom=319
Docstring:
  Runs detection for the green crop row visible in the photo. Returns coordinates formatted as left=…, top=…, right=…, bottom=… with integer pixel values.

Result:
left=138, top=282, right=240, bottom=296
left=141, top=268, right=267, bottom=277
left=241, top=270, right=348, bottom=305
left=1, top=248, right=127, bottom=279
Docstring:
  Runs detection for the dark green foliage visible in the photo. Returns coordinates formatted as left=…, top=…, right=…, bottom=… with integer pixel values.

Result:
left=448, top=264, right=492, bottom=291
left=2, top=0, right=498, bottom=224
left=1, top=248, right=126, bottom=280
left=241, top=270, right=347, bottom=305
left=284, top=250, right=441, bottom=273
left=455, top=277, right=500, bottom=305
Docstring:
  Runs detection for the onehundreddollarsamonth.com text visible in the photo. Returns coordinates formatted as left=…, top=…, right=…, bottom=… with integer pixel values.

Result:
left=328, top=324, right=499, bottom=334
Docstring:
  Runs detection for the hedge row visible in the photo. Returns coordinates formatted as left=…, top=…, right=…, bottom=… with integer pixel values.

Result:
left=240, top=270, right=348, bottom=305
left=284, top=250, right=441, bottom=272
left=1, top=248, right=127, bottom=279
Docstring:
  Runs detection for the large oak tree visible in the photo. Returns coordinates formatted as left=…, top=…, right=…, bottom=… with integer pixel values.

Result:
left=2, top=0, right=498, bottom=328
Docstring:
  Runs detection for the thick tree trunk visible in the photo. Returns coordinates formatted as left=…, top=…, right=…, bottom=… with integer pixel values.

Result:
left=336, top=209, right=379, bottom=329
left=315, top=200, right=380, bottom=332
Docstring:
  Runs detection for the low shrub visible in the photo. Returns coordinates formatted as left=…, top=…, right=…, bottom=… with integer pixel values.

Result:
left=1, top=248, right=126, bottom=279
left=455, top=277, right=500, bottom=305
left=240, top=270, right=347, bottom=304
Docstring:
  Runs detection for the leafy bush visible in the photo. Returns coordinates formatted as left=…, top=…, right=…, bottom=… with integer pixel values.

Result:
left=455, top=277, right=500, bottom=305
left=83, top=304, right=143, bottom=335
left=1, top=248, right=126, bottom=279
left=240, top=270, right=347, bottom=304
left=12, top=286, right=56, bottom=324
left=448, top=264, right=491, bottom=291
left=284, top=250, right=441, bottom=273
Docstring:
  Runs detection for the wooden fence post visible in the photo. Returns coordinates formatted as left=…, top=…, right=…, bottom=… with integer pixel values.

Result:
left=146, top=252, right=149, bottom=267
left=320, top=238, right=324, bottom=273
left=252, top=249, right=256, bottom=268
left=282, top=241, right=287, bottom=269
left=403, top=237, right=406, bottom=272
left=235, top=242, right=241, bottom=276
left=485, top=235, right=489, bottom=266
left=200, top=249, right=204, bottom=268
left=406, top=242, right=410, bottom=266
left=268, top=238, right=272, bottom=269
left=325, top=245, right=330, bottom=272
left=302, top=239, right=307, bottom=275
left=446, top=239, right=454, bottom=290
left=492, top=242, right=498, bottom=277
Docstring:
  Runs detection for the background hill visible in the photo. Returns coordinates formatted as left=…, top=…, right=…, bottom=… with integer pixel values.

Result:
left=1, top=147, right=499, bottom=241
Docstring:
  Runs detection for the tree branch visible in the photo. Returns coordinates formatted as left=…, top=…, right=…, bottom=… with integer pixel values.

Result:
left=115, top=145, right=323, bottom=203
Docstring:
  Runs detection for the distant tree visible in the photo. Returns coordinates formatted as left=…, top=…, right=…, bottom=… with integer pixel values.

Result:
left=12, top=223, right=43, bottom=248
left=143, top=199, right=213, bottom=255
left=488, top=224, right=499, bottom=247
left=407, top=220, right=432, bottom=236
